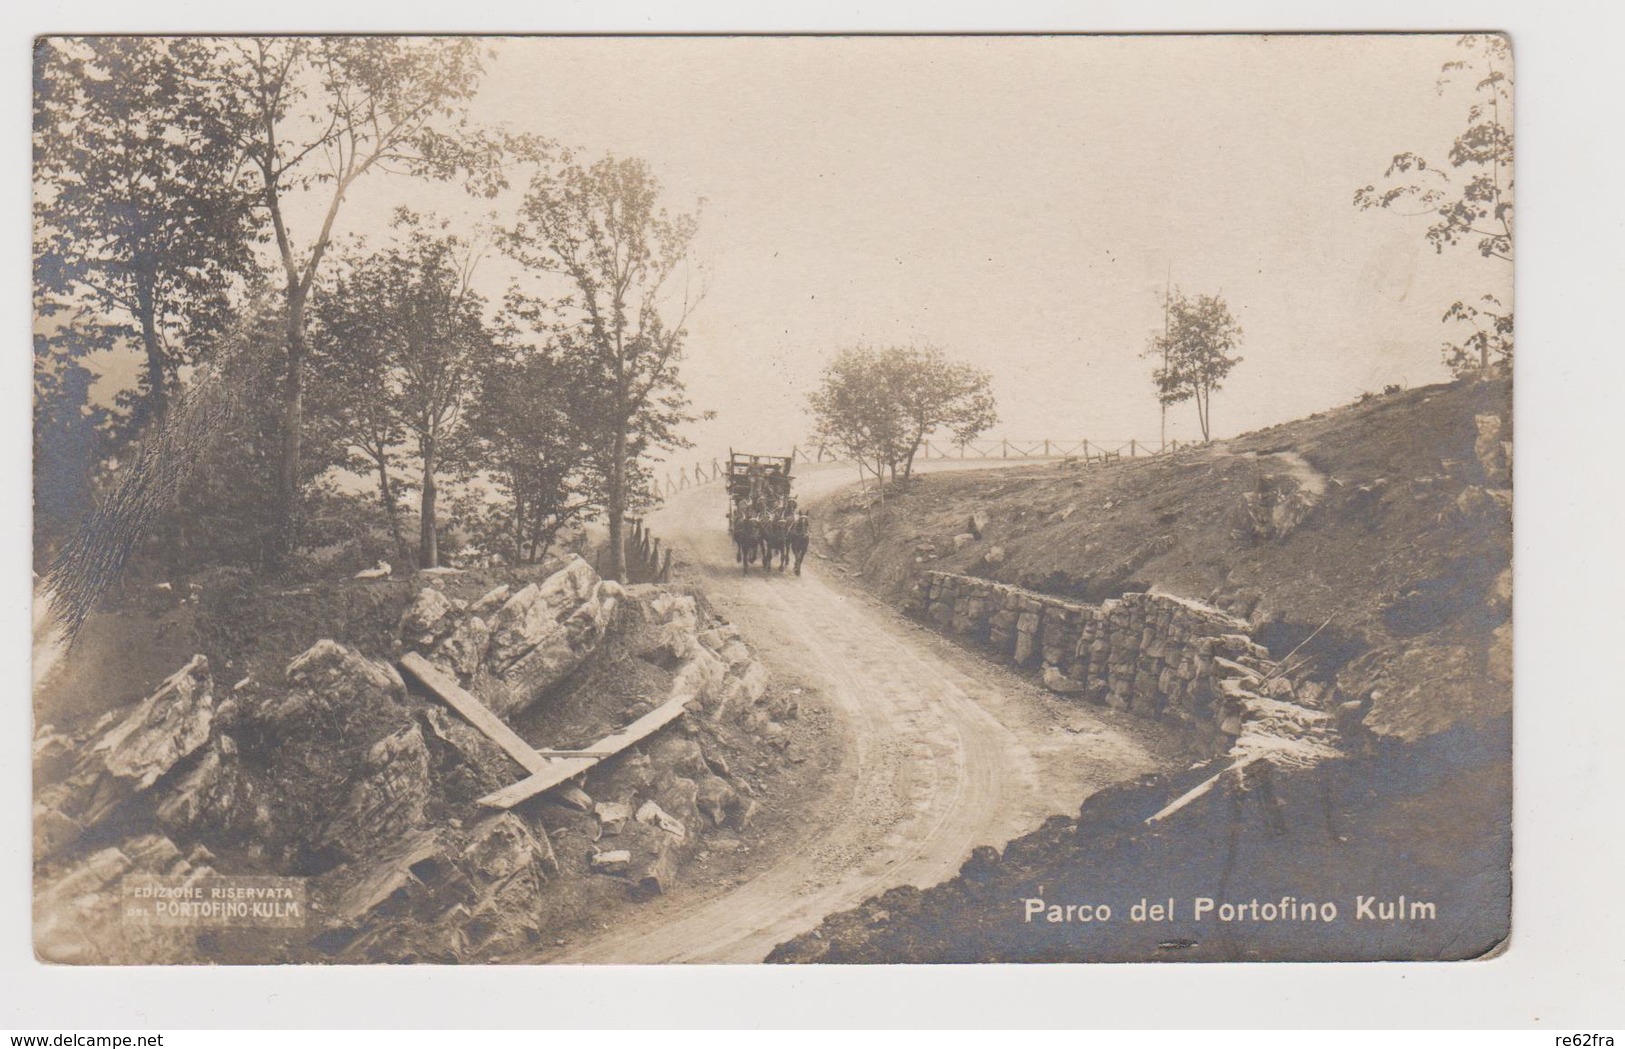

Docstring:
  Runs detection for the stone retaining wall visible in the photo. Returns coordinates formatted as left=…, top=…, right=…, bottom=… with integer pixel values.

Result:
left=911, top=572, right=1292, bottom=753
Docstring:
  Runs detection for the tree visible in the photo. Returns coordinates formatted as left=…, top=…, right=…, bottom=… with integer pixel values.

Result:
left=33, top=37, right=261, bottom=428
left=808, top=345, right=996, bottom=493
left=308, top=246, right=412, bottom=566
left=33, top=331, right=110, bottom=572
left=460, top=338, right=602, bottom=565
left=310, top=212, right=498, bottom=570
left=1143, top=290, right=1244, bottom=442
left=808, top=347, right=908, bottom=500
left=892, top=346, right=997, bottom=479
left=45, top=295, right=299, bottom=632
left=211, top=36, right=524, bottom=565
left=1355, top=33, right=1513, bottom=376
left=505, top=155, right=705, bottom=583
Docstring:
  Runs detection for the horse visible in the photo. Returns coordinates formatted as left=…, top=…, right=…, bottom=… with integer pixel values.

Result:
left=761, top=513, right=791, bottom=571
left=788, top=513, right=811, bottom=575
left=734, top=515, right=762, bottom=573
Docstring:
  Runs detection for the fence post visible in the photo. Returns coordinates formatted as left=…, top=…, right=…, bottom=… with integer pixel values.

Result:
left=1130, top=440, right=1137, bottom=457
left=660, top=548, right=673, bottom=583
left=1002, top=439, right=1009, bottom=458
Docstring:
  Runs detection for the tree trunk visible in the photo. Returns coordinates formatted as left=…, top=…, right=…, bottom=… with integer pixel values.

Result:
left=419, top=433, right=438, bottom=570
left=606, top=424, right=628, bottom=583
left=272, top=291, right=308, bottom=571
left=512, top=489, right=526, bottom=565
left=375, top=454, right=411, bottom=567
left=135, top=278, right=167, bottom=425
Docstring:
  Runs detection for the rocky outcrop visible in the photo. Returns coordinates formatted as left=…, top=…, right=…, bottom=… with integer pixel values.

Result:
left=34, top=832, right=214, bottom=965
left=32, top=656, right=217, bottom=856
left=313, top=811, right=559, bottom=962
left=400, top=555, right=620, bottom=718
left=36, top=556, right=788, bottom=964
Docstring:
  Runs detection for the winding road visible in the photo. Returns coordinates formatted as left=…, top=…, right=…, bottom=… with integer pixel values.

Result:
left=557, top=462, right=1180, bottom=963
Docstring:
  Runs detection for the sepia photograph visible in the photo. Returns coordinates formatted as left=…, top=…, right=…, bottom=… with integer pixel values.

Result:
left=30, top=31, right=1516, bottom=969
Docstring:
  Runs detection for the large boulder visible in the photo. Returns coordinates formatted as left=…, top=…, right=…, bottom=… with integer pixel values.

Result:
left=400, top=589, right=492, bottom=681
left=618, top=585, right=701, bottom=664
left=263, top=640, right=405, bottom=729
left=34, top=833, right=208, bottom=965
left=59, top=655, right=216, bottom=828
left=670, top=645, right=727, bottom=711
left=153, top=735, right=261, bottom=841
left=321, top=723, right=433, bottom=859
left=483, top=557, right=618, bottom=716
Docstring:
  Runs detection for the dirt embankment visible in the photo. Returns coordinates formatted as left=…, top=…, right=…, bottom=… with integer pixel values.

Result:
left=772, top=377, right=1512, bottom=962
left=33, top=557, right=836, bottom=964
left=814, top=378, right=1511, bottom=743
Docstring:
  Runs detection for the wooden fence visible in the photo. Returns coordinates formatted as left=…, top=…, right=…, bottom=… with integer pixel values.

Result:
left=622, top=517, right=674, bottom=584
left=648, top=438, right=1189, bottom=500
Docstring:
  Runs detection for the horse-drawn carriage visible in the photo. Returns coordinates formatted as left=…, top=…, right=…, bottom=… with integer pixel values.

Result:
left=725, top=449, right=810, bottom=575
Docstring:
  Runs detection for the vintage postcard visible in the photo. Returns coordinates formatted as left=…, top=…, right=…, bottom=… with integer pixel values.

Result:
left=32, top=33, right=1512, bottom=964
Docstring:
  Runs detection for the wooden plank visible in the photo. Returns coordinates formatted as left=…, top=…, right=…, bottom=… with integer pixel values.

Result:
left=1144, top=758, right=1256, bottom=825
left=477, top=695, right=692, bottom=810
left=398, top=652, right=549, bottom=775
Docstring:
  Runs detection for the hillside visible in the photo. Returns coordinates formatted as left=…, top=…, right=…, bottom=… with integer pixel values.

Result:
left=815, top=377, right=1512, bottom=742
left=771, top=377, right=1513, bottom=963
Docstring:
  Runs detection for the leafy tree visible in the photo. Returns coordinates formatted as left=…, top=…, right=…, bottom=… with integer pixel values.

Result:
left=211, top=36, right=527, bottom=564
left=309, top=212, right=499, bottom=569
left=809, top=347, right=908, bottom=499
left=33, top=331, right=111, bottom=572
left=505, top=155, right=705, bottom=583
left=1355, top=33, right=1513, bottom=375
left=891, top=346, right=997, bottom=479
left=460, top=338, right=602, bottom=565
left=809, top=345, right=998, bottom=494
left=44, top=295, right=310, bottom=632
left=33, top=37, right=261, bottom=428
left=1143, top=290, right=1243, bottom=442
left=308, top=248, right=412, bottom=567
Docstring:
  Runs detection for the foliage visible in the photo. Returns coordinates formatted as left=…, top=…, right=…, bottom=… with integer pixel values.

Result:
left=458, top=341, right=602, bottom=565
left=1143, top=290, right=1244, bottom=443
left=33, top=332, right=111, bottom=571
left=809, top=345, right=998, bottom=490
left=1354, top=34, right=1513, bottom=375
left=33, top=37, right=262, bottom=428
left=45, top=298, right=317, bottom=631
left=208, top=36, right=535, bottom=563
left=504, top=154, right=706, bottom=581
left=891, top=346, right=997, bottom=478
left=309, top=210, right=501, bottom=568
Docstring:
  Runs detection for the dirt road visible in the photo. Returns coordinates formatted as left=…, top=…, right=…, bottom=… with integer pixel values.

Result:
left=558, top=463, right=1180, bottom=963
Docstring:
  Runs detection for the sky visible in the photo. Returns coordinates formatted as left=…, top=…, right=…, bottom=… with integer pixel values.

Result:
left=79, top=34, right=1513, bottom=473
